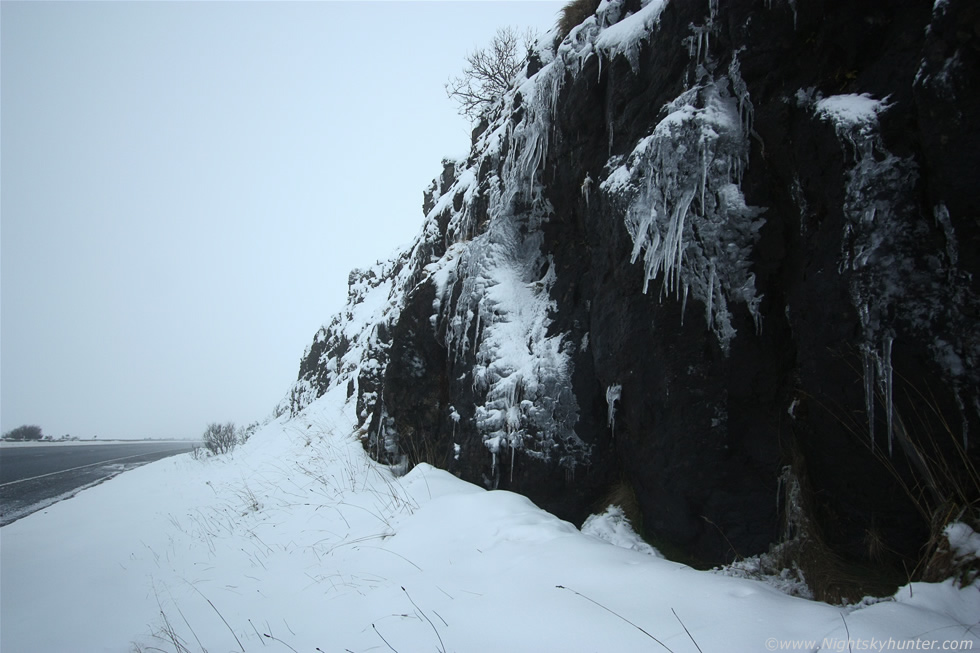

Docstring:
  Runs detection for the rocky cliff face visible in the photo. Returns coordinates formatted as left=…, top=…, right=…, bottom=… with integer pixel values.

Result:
left=283, top=0, right=980, bottom=599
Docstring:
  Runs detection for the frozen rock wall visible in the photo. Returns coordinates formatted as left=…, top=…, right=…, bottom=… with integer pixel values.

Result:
left=283, top=0, right=980, bottom=593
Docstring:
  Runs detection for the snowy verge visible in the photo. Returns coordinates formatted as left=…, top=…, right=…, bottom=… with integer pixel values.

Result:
left=1, top=386, right=978, bottom=652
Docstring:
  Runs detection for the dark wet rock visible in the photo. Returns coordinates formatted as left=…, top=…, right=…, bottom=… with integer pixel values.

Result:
left=284, top=0, right=980, bottom=596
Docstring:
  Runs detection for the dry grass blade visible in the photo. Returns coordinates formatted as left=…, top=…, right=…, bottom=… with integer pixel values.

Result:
left=556, top=585, right=674, bottom=652
left=671, top=608, right=703, bottom=653
left=402, top=586, right=446, bottom=653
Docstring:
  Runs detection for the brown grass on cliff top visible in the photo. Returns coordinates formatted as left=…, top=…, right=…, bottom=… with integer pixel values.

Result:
left=557, top=0, right=602, bottom=42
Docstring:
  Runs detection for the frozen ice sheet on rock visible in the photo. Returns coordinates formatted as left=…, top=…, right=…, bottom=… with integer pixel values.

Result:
left=605, top=78, right=764, bottom=351
left=812, top=90, right=933, bottom=457
left=431, top=146, right=586, bottom=476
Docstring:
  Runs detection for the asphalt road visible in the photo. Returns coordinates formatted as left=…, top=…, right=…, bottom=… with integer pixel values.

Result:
left=0, top=442, right=196, bottom=526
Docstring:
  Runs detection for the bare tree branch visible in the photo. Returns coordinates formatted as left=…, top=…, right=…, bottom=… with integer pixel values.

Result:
left=445, top=26, right=537, bottom=122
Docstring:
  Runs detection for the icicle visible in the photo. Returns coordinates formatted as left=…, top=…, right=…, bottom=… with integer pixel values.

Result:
left=473, top=304, right=482, bottom=355
left=616, top=75, right=761, bottom=352
left=630, top=211, right=654, bottom=264
left=581, top=173, right=593, bottom=206
left=863, top=346, right=876, bottom=453
left=510, top=442, right=515, bottom=483
left=700, top=147, right=708, bottom=212
left=660, top=189, right=694, bottom=296
left=674, top=196, right=689, bottom=293
left=787, top=398, right=799, bottom=419
left=706, top=260, right=716, bottom=330
left=934, top=203, right=959, bottom=267
left=681, top=281, right=690, bottom=325
left=606, top=384, right=622, bottom=437
left=374, top=388, right=385, bottom=460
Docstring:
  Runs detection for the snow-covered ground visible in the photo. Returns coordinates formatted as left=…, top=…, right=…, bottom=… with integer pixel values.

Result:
left=2, top=386, right=978, bottom=653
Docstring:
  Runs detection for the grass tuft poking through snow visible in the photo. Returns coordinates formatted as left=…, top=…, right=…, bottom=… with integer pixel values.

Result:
left=2, top=385, right=979, bottom=652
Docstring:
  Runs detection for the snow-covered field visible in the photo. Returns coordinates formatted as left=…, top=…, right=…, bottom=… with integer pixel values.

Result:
left=2, top=387, right=978, bottom=653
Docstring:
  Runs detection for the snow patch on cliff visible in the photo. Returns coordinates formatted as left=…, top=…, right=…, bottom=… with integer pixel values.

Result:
left=595, top=0, right=668, bottom=71
left=815, top=93, right=888, bottom=128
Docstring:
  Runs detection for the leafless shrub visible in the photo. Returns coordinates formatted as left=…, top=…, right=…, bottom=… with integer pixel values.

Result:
left=203, top=422, right=237, bottom=456
left=238, top=421, right=258, bottom=445
left=445, top=26, right=537, bottom=121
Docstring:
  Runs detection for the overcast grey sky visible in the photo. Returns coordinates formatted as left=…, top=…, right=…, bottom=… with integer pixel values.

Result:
left=1, top=1, right=564, bottom=440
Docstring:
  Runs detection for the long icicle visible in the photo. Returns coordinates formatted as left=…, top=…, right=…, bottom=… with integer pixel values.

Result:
left=863, top=346, right=875, bottom=453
